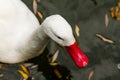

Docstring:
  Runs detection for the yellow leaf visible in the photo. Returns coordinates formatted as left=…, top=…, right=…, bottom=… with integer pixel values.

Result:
left=20, top=64, right=30, bottom=76
left=75, top=24, right=80, bottom=37
left=50, top=62, right=58, bottom=66
left=17, top=70, right=29, bottom=79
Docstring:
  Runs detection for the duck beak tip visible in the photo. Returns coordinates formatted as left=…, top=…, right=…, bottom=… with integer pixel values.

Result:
left=65, top=42, right=89, bottom=68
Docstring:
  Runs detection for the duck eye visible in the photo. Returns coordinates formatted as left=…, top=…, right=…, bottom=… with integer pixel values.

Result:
left=56, top=35, right=64, bottom=40
left=55, top=34, right=64, bottom=40
left=52, top=32, right=64, bottom=40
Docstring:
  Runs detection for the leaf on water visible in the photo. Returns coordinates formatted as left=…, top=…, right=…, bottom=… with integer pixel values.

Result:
left=105, top=13, right=109, bottom=27
left=50, top=62, right=58, bottom=66
left=17, top=70, right=29, bottom=79
left=37, top=11, right=44, bottom=20
left=23, top=63, right=33, bottom=67
left=33, top=0, right=38, bottom=15
left=110, top=1, right=120, bottom=20
left=88, top=70, right=94, bottom=80
left=75, top=24, right=80, bottom=37
left=20, top=65, right=30, bottom=76
left=96, top=34, right=114, bottom=44
left=31, top=65, right=38, bottom=69
left=51, top=49, right=59, bottom=63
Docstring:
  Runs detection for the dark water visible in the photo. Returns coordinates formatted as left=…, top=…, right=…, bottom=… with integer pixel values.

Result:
left=0, top=0, right=120, bottom=80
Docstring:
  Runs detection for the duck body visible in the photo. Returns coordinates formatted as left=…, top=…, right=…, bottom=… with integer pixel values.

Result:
left=0, top=0, right=48, bottom=63
left=0, top=0, right=88, bottom=68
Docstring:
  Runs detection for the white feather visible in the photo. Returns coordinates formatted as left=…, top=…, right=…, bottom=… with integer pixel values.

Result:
left=0, top=0, right=75, bottom=64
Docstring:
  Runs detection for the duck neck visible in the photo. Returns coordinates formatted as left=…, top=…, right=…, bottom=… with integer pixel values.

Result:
left=37, top=26, right=50, bottom=49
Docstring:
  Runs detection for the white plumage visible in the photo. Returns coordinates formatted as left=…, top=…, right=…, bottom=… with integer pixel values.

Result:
left=0, top=0, right=75, bottom=64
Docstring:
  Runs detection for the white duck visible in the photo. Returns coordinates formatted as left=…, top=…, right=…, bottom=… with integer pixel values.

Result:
left=0, top=0, right=88, bottom=68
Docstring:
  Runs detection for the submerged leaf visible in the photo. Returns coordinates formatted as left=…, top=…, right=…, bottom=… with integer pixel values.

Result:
left=54, top=69, right=62, bottom=78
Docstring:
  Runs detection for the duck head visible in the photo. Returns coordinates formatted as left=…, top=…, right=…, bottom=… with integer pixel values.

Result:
left=41, top=15, right=88, bottom=68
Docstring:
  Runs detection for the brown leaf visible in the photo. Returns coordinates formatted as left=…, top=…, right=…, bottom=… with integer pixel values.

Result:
left=75, top=24, right=80, bottom=37
left=37, top=11, right=44, bottom=20
left=96, top=34, right=114, bottom=43
left=54, top=69, right=62, bottom=78
left=0, top=64, right=3, bottom=69
left=105, top=13, right=109, bottom=27
left=88, top=70, right=94, bottom=80
left=33, top=0, right=38, bottom=15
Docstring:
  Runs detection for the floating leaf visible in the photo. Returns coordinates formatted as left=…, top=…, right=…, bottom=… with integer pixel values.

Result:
left=88, top=70, right=94, bottom=80
left=50, top=62, right=58, bottom=66
left=33, top=0, right=38, bottom=15
left=31, top=65, right=38, bottom=69
left=20, top=65, right=30, bottom=76
left=105, top=14, right=109, bottom=27
left=75, top=24, right=80, bottom=37
left=37, top=11, right=44, bottom=20
left=110, top=8, right=115, bottom=18
left=110, top=1, right=120, bottom=20
left=23, top=63, right=33, bottom=67
left=17, top=70, right=29, bottom=79
left=51, top=50, right=59, bottom=63
left=96, top=34, right=114, bottom=44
